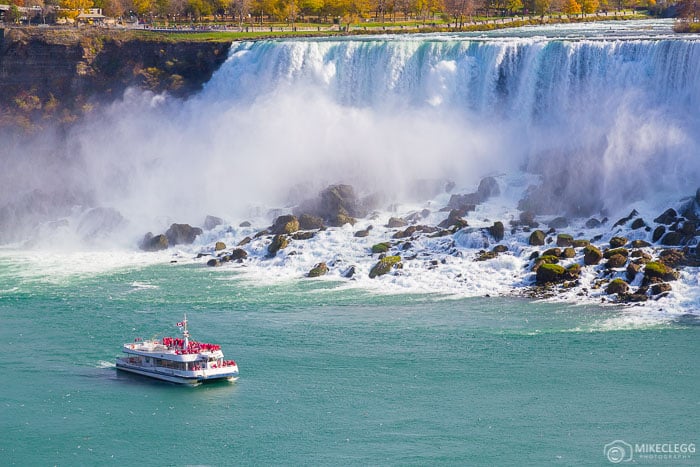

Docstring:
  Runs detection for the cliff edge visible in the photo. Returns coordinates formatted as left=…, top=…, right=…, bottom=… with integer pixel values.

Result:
left=0, top=27, right=231, bottom=130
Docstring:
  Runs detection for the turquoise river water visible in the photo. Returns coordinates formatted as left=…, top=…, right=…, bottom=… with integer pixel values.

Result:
left=0, top=256, right=697, bottom=465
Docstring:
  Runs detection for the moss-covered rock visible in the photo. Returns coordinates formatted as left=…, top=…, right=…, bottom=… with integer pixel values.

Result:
left=535, top=263, right=566, bottom=284
left=583, top=245, right=603, bottom=265
left=572, top=239, right=590, bottom=248
left=529, top=230, right=546, bottom=246
left=271, top=215, right=300, bottom=235
left=308, top=262, right=329, bottom=277
left=369, top=255, right=402, bottom=278
left=556, top=234, right=573, bottom=247
left=267, top=234, right=289, bottom=256
left=606, top=254, right=627, bottom=269
left=565, top=263, right=581, bottom=280
left=371, top=242, right=391, bottom=254
left=644, top=261, right=680, bottom=282
left=542, top=247, right=561, bottom=257
left=562, top=247, right=576, bottom=259
left=606, top=278, right=629, bottom=295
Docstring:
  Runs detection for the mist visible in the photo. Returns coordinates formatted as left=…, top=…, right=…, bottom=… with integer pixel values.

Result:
left=1, top=33, right=699, bottom=246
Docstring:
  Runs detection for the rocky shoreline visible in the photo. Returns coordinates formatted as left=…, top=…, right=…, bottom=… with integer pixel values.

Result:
left=138, top=179, right=700, bottom=305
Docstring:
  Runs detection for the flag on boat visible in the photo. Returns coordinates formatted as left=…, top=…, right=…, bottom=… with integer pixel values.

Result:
left=177, top=321, right=184, bottom=327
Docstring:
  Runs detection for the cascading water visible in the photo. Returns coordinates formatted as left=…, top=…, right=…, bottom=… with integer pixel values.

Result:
left=1, top=20, right=699, bottom=241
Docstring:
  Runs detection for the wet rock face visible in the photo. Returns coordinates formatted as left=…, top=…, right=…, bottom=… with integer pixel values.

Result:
left=165, top=223, right=203, bottom=246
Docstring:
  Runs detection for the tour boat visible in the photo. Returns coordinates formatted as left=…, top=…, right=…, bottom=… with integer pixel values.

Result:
left=116, top=316, right=239, bottom=386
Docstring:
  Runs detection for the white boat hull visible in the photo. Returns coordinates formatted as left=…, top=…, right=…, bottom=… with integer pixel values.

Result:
left=116, top=360, right=238, bottom=386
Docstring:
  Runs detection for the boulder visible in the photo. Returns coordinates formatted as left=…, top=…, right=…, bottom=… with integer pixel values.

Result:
left=610, top=236, right=627, bottom=248
left=393, top=225, right=419, bottom=239
left=630, top=218, right=646, bottom=230
left=292, top=231, right=315, bottom=240
left=585, top=218, right=602, bottom=229
left=493, top=244, right=509, bottom=253
left=565, top=263, right=581, bottom=280
left=651, top=283, right=672, bottom=295
left=237, top=236, right=252, bottom=246
left=477, top=176, right=500, bottom=200
left=206, top=258, right=221, bottom=267
left=556, top=234, right=573, bottom=247
left=660, top=231, right=683, bottom=246
left=343, top=265, right=356, bottom=278
left=604, top=248, right=629, bottom=259
left=371, top=242, right=391, bottom=254
left=308, top=262, right=329, bottom=278
left=562, top=247, right=576, bottom=259
left=447, top=194, right=477, bottom=212
left=204, top=215, right=223, bottom=230
left=535, top=263, right=566, bottom=284
left=485, top=221, right=504, bottom=242
left=626, top=262, right=641, bottom=281
left=542, top=248, right=561, bottom=257
left=267, top=235, right=289, bottom=256
left=439, top=209, right=468, bottom=229
left=298, top=213, right=325, bottom=230
left=271, top=215, right=300, bottom=235
left=606, top=254, right=627, bottom=269
left=140, top=232, right=168, bottom=251
left=613, top=209, right=639, bottom=228
left=572, top=239, right=590, bottom=248
left=529, top=230, right=546, bottom=246
left=354, top=229, right=370, bottom=238
left=230, top=248, right=248, bottom=260
left=654, top=208, right=677, bottom=225
left=548, top=217, right=569, bottom=229
left=630, top=239, right=651, bottom=248
left=644, top=262, right=680, bottom=282
left=583, top=245, right=603, bottom=265
left=658, top=249, right=685, bottom=268
left=215, top=241, right=226, bottom=251
left=369, top=255, right=402, bottom=278
left=329, top=213, right=357, bottom=227
left=606, top=278, right=630, bottom=295
left=652, top=225, right=666, bottom=243
left=165, top=223, right=203, bottom=246
left=295, top=184, right=366, bottom=222
left=387, top=217, right=408, bottom=228
left=519, top=211, right=537, bottom=227
left=239, top=221, right=252, bottom=228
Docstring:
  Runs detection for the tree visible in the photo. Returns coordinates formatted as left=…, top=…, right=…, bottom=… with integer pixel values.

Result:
left=562, top=0, right=581, bottom=13
left=506, top=0, right=522, bottom=14
left=58, top=0, right=94, bottom=18
left=579, top=0, right=596, bottom=12
left=533, top=0, right=550, bottom=15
